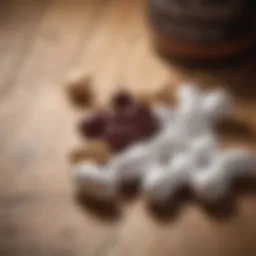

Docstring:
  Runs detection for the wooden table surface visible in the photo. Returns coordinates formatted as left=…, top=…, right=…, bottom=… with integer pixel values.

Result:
left=0, top=0, right=255, bottom=255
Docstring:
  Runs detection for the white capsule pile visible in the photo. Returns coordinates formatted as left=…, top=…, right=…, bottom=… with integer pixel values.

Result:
left=72, top=161, right=117, bottom=200
left=70, top=82, right=256, bottom=204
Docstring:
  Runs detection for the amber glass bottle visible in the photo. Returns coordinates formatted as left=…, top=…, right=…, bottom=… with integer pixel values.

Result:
left=147, top=0, right=255, bottom=60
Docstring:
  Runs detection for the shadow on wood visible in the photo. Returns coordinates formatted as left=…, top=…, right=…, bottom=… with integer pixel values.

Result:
left=217, top=117, right=256, bottom=144
left=232, top=177, right=256, bottom=197
left=75, top=192, right=122, bottom=222
left=198, top=196, right=237, bottom=221
left=118, top=180, right=141, bottom=202
left=146, top=187, right=192, bottom=223
left=146, top=178, right=256, bottom=222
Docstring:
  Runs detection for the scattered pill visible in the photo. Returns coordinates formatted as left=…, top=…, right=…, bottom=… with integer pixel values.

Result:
left=143, top=153, right=196, bottom=204
left=214, top=149, right=256, bottom=179
left=78, top=95, right=160, bottom=152
left=111, top=143, right=154, bottom=183
left=192, top=149, right=256, bottom=201
left=152, top=104, right=174, bottom=127
left=69, top=147, right=91, bottom=164
left=72, top=161, right=117, bottom=199
left=111, top=89, right=134, bottom=110
left=189, top=133, right=219, bottom=168
left=150, top=123, right=189, bottom=162
left=177, top=83, right=202, bottom=115
left=142, top=163, right=170, bottom=204
left=69, top=82, right=255, bottom=205
left=69, top=140, right=111, bottom=165
left=66, top=72, right=94, bottom=108
left=104, top=125, right=140, bottom=152
left=134, top=103, right=160, bottom=139
left=202, top=89, right=232, bottom=121
left=78, top=114, right=108, bottom=139
left=192, top=166, right=230, bottom=201
left=153, top=83, right=176, bottom=106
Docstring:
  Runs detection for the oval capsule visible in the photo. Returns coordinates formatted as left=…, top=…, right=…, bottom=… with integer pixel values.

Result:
left=72, top=161, right=117, bottom=200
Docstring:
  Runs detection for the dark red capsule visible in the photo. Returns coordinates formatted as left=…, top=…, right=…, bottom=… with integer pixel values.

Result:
left=133, top=104, right=160, bottom=139
left=111, top=89, right=134, bottom=110
left=78, top=114, right=108, bottom=139
left=104, top=125, right=140, bottom=153
left=111, top=108, right=135, bottom=127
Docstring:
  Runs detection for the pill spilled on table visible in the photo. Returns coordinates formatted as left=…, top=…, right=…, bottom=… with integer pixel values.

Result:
left=68, top=80, right=256, bottom=206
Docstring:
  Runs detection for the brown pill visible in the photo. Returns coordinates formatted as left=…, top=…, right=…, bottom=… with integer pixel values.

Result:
left=141, top=121, right=159, bottom=139
left=74, top=88, right=160, bottom=155
left=136, top=93, right=155, bottom=106
left=78, top=114, right=108, bottom=139
left=111, top=89, right=134, bottom=110
left=87, top=140, right=111, bottom=164
left=133, top=104, right=159, bottom=139
left=110, top=108, right=134, bottom=127
left=152, top=83, right=177, bottom=106
left=69, top=147, right=92, bottom=164
left=66, top=72, right=94, bottom=108
left=70, top=140, right=111, bottom=165
left=104, top=125, right=140, bottom=153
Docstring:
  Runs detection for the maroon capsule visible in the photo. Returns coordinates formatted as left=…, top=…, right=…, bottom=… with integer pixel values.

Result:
left=133, top=104, right=160, bottom=139
left=104, top=125, right=140, bottom=153
left=78, top=114, right=108, bottom=139
left=141, top=121, right=159, bottom=139
left=134, top=104, right=152, bottom=121
left=111, top=108, right=135, bottom=127
left=111, top=89, right=134, bottom=110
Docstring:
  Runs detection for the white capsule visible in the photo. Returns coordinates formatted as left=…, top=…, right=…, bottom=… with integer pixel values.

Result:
left=176, top=86, right=210, bottom=138
left=202, top=89, right=232, bottom=122
left=72, top=161, right=116, bottom=199
left=111, top=143, right=153, bottom=183
left=191, top=166, right=231, bottom=201
left=143, top=153, right=194, bottom=204
left=183, top=119, right=210, bottom=139
left=215, top=149, right=256, bottom=179
left=177, top=83, right=202, bottom=106
left=177, top=83, right=203, bottom=113
left=189, top=133, right=219, bottom=168
left=145, top=153, right=195, bottom=203
left=142, top=163, right=170, bottom=204
left=169, top=152, right=199, bottom=179
left=143, top=154, right=191, bottom=204
left=169, top=153, right=193, bottom=171
left=150, top=124, right=189, bottom=163
left=191, top=148, right=256, bottom=201
left=152, top=104, right=174, bottom=127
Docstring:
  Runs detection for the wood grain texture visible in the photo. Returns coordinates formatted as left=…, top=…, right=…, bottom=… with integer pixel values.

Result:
left=0, top=0, right=48, bottom=98
left=0, top=0, right=255, bottom=256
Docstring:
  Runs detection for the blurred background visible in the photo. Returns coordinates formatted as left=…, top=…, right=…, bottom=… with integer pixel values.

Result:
left=0, top=0, right=255, bottom=255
